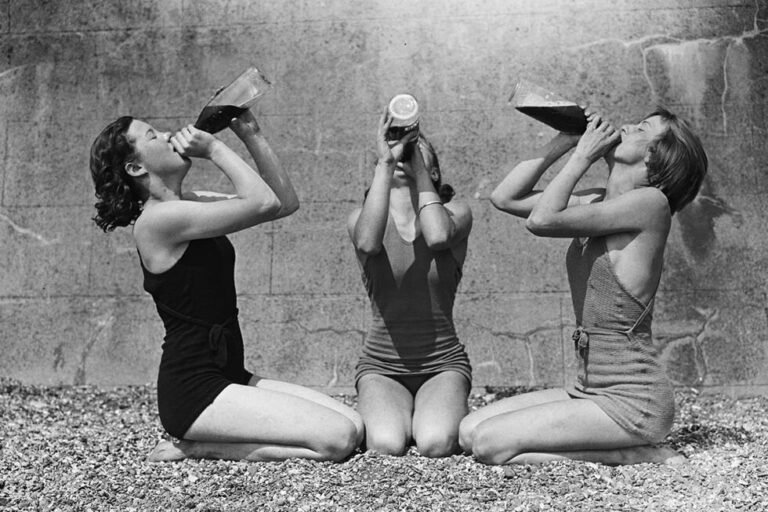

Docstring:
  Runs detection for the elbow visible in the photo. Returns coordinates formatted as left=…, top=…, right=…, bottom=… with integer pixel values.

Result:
left=264, top=194, right=282, bottom=217
left=423, top=232, right=451, bottom=252
left=490, top=190, right=525, bottom=218
left=489, top=188, right=507, bottom=211
left=355, top=240, right=382, bottom=256
left=525, top=212, right=551, bottom=236
left=251, top=193, right=281, bottom=221
left=274, top=196, right=300, bottom=220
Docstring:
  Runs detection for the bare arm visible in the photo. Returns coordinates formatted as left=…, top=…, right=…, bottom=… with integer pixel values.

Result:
left=140, top=125, right=281, bottom=243
left=349, top=111, right=417, bottom=255
left=490, top=133, right=582, bottom=218
left=410, top=145, right=472, bottom=251
left=229, top=110, right=299, bottom=220
left=526, top=114, right=666, bottom=238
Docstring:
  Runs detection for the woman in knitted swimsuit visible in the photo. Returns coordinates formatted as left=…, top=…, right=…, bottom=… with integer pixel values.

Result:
left=459, top=107, right=707, bottom=465
left=90, top=109, right=363, bottom=462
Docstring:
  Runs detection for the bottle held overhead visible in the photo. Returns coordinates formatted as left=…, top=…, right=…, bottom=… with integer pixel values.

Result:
left=510, top=79, right=587, bottom=134
left=195, top=67, right=272, bottom=134
left=386, top=93, right=420, bottom=141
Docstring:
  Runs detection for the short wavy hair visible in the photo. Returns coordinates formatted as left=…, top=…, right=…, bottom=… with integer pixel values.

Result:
left=90, top=116, right=145, bottom=232
left=645, top=107, right=708, bottom=213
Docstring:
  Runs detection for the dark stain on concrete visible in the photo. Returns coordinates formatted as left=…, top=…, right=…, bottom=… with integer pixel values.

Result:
left=52, top=342, right=65, bottom=371
left=677, top=177, right=743, bottom=262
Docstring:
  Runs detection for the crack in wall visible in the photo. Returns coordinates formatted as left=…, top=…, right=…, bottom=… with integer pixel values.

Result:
left=292, top=321, right=366, bottom=387
left=465, top=320, right=564, bottom=386
left=73, top=313, right=114, bottom=385
left=0, top=211, right=58, bottom=245
left=569, top=0, right=768, bottom=133
left=657, top=307, right=719, bottom=389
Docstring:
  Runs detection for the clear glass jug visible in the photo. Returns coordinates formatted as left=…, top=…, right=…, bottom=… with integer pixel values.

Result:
left=195, top=67, right=272, bottom=134
left=509, top=79, right=587, bottom=134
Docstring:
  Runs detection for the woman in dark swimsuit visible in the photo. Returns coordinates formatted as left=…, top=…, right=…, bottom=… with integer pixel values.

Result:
left=459, top=107, right=707, bottom=465
left=347, top=111, right=473, bottom=457
left=90, top=110, right=363, bottom=462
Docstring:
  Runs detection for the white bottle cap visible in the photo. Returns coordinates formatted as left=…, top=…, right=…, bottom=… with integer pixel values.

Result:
left=388, top=94, right=420, bottom=128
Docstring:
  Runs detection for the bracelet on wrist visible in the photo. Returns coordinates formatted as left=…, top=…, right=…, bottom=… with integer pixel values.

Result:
left=417, top=200, right=443, bottom=215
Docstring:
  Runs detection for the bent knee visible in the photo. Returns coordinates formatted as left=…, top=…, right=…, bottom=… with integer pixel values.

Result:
left=458, top=417, right=477, bottom=453
left=472, top=427, right=516, bottom=466
left=317, top=421, right=359, bottom=462
left=366, top=430, right=408, bottom=456
left=416, top=431, right=459, bottom=458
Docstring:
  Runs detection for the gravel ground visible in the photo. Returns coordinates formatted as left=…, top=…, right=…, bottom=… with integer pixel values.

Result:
left=1, top=378, right=767, bottom=511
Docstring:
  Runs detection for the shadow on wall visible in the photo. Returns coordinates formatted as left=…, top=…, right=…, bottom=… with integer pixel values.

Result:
left=677, top=176, right=743, bottom=262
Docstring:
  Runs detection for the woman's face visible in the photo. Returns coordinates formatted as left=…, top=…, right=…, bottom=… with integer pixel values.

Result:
left=126, top=120, right=191, bottom=176
left=612, top=115, right=668, bottom=165
left=393, top=141, right=439, bottom=183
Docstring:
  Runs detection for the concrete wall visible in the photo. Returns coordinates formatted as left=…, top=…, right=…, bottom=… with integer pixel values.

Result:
left=1, top=0, right=766, bottom=394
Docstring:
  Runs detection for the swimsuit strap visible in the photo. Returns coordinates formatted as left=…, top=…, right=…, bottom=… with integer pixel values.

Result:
left=155, top=301, right=239, bottom=368
left=628, top=296, right=655, bottom=333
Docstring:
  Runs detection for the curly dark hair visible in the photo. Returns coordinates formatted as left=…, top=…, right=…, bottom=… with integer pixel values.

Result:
left=90, top=116, right=145, bottom=232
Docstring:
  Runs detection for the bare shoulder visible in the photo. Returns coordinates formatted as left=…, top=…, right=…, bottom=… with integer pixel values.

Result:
left=629, top=187, right=671, bottom=216
left=132, top=200, right=188, bottom=242
left=444, top=199, right=472, bottom=218
left=621, top=187, right=672, bottom=233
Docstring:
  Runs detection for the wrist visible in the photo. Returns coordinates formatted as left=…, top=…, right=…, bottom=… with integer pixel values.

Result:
left=570, top=150, right=594, bottom=166
left=417, top=198, right=443, bottom=215
left=207, top=139, right=227, bottom=161
left=376, top=158, right=395, bottom=170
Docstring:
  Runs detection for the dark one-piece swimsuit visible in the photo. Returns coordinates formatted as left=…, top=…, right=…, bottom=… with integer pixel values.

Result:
left=140, top=236, right=253, bottom=439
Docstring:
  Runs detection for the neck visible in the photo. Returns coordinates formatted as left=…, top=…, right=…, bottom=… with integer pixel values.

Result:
left=605, top=161, right=647, bottom=200
left=389, top=179, right=418, bottom=214
left=147, top=174, right=184, bottom=202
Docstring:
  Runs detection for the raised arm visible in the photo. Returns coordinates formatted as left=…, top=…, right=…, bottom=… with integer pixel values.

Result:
left=490, top=132, right=581, bottom=218
left=409, top=145, right=472, bottom=251
left=526, top=114, right=667, bottom=238
left=229, top=110, right=299, bottom=220
left=141, top=125, right=281, bottom=243
left=348, top=112, right=416, bottom=255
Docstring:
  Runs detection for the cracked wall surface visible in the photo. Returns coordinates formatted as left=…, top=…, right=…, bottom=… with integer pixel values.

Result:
left=1, top=0, right=767, bottom=394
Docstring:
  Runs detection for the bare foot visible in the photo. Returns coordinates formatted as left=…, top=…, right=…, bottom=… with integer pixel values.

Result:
left=619, top=445, right=686, bottom=465
left=147, top=440, right=193, bottom=462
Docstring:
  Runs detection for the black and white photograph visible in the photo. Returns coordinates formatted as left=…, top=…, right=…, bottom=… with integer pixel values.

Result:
left=1, top=0, right=767, bottom=510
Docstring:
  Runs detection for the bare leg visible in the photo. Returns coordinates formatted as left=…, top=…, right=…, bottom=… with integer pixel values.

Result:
left=469, top=395, right=680, bottom=466
left=148, top=439, right=327, bottom=462
left=254, top=377, right=364, bottom=445
left=411, top=371, right=470, bottom=457
left=356, top=374, right=413, bottom=455
left=148, top=383, right=358, bottom=462
left=459, top=388, right=570, bottom=453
